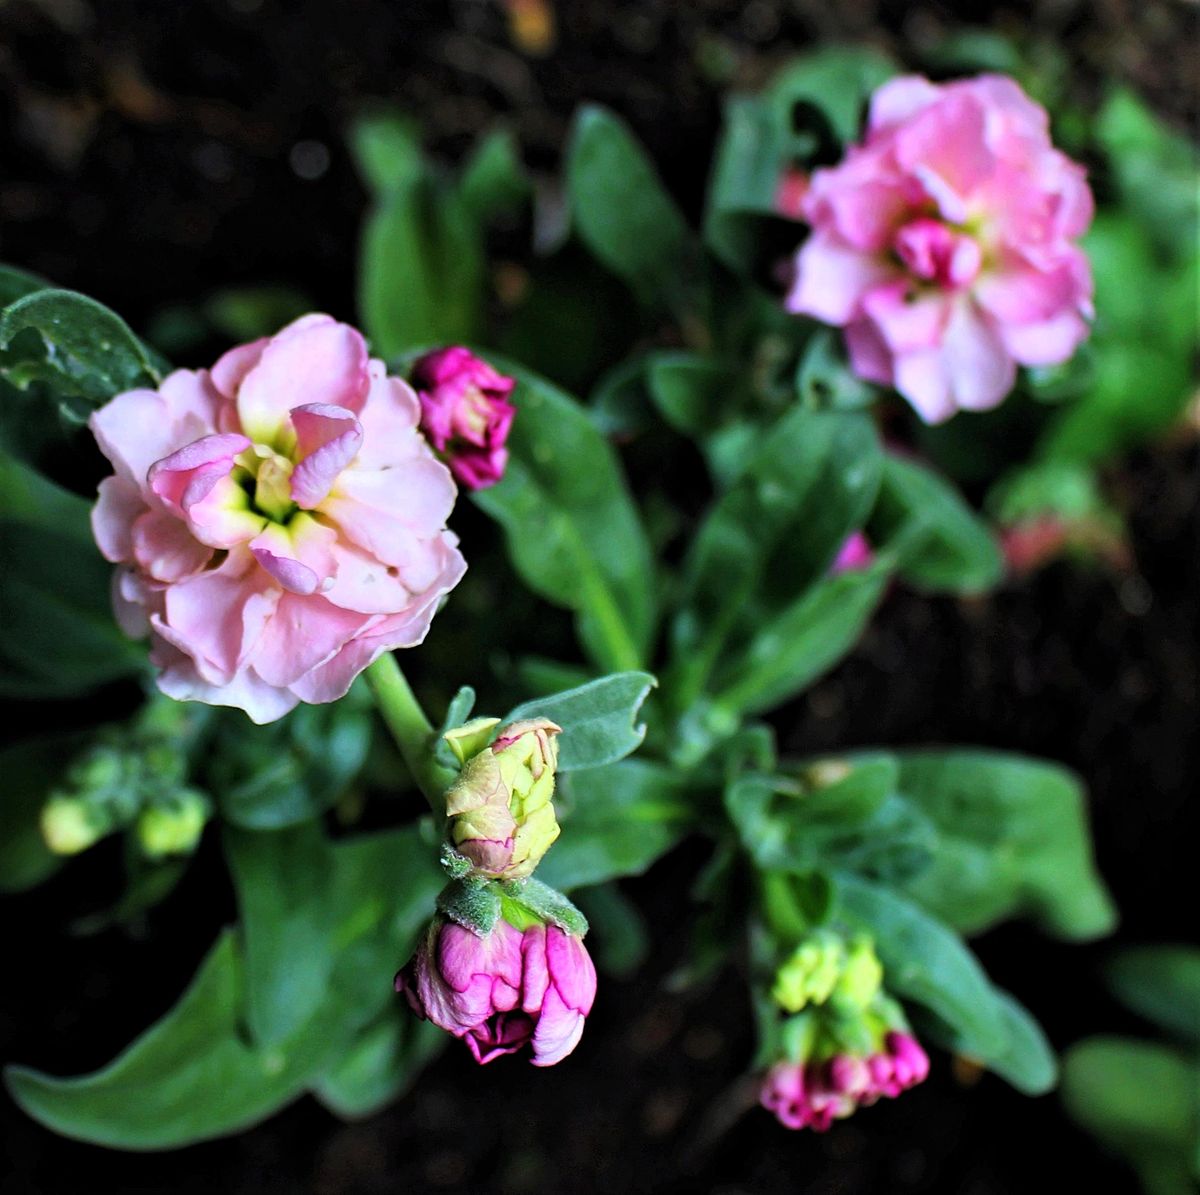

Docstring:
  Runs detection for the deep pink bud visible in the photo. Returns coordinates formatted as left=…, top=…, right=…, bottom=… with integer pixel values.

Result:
left=413, top=346, right=516, bottom=491
left=885, top=1031, right=931, bottom=1089
left=830, top=531, right=874, bottom=575
left=396, top=917, right=596, bottom=1067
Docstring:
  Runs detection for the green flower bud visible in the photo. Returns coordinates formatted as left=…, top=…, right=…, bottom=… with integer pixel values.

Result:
left=442, top=717, right=562, bottom=880
left=136, top=789, right=211, bottom=860
left=41, top=795, right=107, bottom=855
left=772, top=931, right=845, bottom=1013
left=833, top=936, right=884, bottom=1009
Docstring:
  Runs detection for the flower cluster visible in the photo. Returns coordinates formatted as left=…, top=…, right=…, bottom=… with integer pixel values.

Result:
left=761, top=1030, right=930, bottom=1132
left=89, top=316, right=469, bottom=723
left=788, top=74, right=1094, bottom=422
left=396, top=716, right=596, bottom=1067
left=759, top=933, right=930, bottom=1131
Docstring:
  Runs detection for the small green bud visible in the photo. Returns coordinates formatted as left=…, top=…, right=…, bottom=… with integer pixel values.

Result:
left=442, top=717, right=562, bottom=880
left=136, top=789, right=210, bottom=860
left=772, top=931, right=845, bottom=1012
left=41, top=795, right=106, bottom=855
left=833, top=936, right=884, bottom=1009
left=443, top=717, right=501, bottom=765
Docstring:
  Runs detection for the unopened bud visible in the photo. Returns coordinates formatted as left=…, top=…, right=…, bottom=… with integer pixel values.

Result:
left=136, top=789, right=210, bottom=860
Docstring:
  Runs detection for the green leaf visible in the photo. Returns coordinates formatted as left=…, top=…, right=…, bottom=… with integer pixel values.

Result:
left=352, top=117, right=484, bottom=357
left=895, top=750, right=1115, bottom=941
left=0, top=264, right=49, bottom=306
left=837, top=874, right=1055, bottom=1093
left=870, top=453, right=1003, bottom=593
left=203, top=286, right=314, bottom=343
left=226, top=820, right=337, bottom=1047
left=796, top=329, right=877, bottom=412
left=504, top=671, right=656, bottom=771
left=313, top=1013, right=445, bottom=1120
left=710, top=561, right=889, bottom=716
left=0, top=733, right=89, bottom=892
left=0, top=451, right=92, bottom=536
left=669, top=405, right=882, bottom=709
left=1038, top=212, right=1195, bottom=465
left=1095, top=88, right=1199, bottom=263
left=208, top=700, right=372, bottom=829
left=4, top=932, right=335, bottom=1149
left=1108, top=948, right=1200, bottom=1046
left=0, top=518, right=145, bottom=698
left=566, top=105, right=700, bottom=310
left=472, top=359, right=657, bottom=671
left=573, top=882, right=650, bottom=978
left=0, top=289, right=163, bottom=413
left=702, top=48, right=895, bottom=270
left=535, top=760, right=693, bottom=891
left=1063, top=1037, right=1200, bottom=1191
left=458, top=128, right=530, bottom=226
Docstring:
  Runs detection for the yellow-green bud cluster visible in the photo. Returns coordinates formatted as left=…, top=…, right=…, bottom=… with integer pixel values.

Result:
left=443, top=717, right=562, bottom=880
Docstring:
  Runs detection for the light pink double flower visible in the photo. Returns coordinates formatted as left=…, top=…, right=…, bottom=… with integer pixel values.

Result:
left=89, top=314, right=466, bottom=723
left=788, top=74, right=1094, bottom=423
left=397, top=917, right=597, bottom=1066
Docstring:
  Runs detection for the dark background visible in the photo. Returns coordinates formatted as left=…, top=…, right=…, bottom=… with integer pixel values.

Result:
left=1, top=1, right=1197, bottom=1192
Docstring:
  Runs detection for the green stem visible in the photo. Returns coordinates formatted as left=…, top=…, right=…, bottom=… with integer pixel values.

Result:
left=364, top=653, right=455, bottom=813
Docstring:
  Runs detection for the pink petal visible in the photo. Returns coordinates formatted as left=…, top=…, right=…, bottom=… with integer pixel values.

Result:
left=862, top=282, right=952, bottom=353
left=131, top=508, right=213, bottom=582
left=159, top=555, right=279, bottom=683
left=154, top=646, right=299, bottom=725
left=895, top=93, right=994, bottom=223
left=999, top=309, right=1090, bottom=366
left=867, top=75, right=943, bottom=135
left=529, top=988, right=586, bottom=1067
left=92, top=476, right=144, bottom=562
left=844, top=319, right=895, bottom=386
left=147, top=433, right=251, bottom=516
left=210, top=338, right=268, bottom=398
left=249, top=593, right=373, bottom=688
left=289, top=404, right=363, bottom=508
left=354, top=367, right=424, bottom=469
left=786, top=233, right=899, bottom=325
left=236, top=316, right=369, bottom=445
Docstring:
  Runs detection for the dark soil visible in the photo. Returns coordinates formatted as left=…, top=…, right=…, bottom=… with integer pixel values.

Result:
left=1, top=3, right=1197, bottom=1193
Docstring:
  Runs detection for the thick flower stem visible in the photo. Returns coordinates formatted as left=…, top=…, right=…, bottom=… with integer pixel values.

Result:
left=364, top=653, right=455, bottom=814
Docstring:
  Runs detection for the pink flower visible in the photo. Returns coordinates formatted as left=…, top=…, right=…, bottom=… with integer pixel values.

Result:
left=396, top=917, right=597, bottom=1066
left=89, top=314, right=466, bottom=724
left=413, top=347, right=516, bottom=491
left=760, top=1033, right=930, bottom=1131
left=787, top=74, right=1094, bottom=423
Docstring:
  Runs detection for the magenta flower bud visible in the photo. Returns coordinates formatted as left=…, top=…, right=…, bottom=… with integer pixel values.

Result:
left=759, top=1062, right=810, bottom=1131
left=396, top=916, right=597, bottom=1067
left=885, top=1031, right=931, bottom=1089
left=413, top=346, right=516, bottom=491
left=830, top=531, right=874, bottom=575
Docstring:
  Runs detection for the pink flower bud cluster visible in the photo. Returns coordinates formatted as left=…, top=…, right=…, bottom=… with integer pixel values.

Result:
left=760, top=1031, right=930, bottom=1132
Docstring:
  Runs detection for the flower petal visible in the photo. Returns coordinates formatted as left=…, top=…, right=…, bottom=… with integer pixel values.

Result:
left=289, top=404, right=363, bottom=509
left=236, top=316, right=369, bottom=445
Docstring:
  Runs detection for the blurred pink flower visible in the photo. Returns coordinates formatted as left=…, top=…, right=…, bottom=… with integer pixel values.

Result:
left=413, top=346, right=516, bottom=491
left=787, top=74, right=1093, bottom=423
left=89, top=313, right=466, bottom=723
left=397, top=918, right=597, bottom=1066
